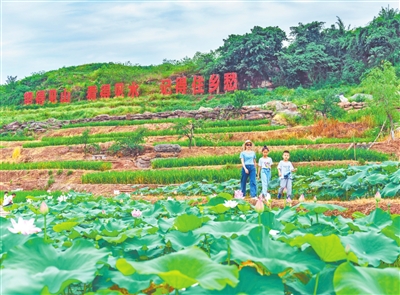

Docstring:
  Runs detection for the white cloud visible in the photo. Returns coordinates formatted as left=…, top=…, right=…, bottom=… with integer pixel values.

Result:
left=1, top=1, right=397, bottom=83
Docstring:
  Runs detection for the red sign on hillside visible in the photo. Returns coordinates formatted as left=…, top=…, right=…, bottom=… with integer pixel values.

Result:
left=22, top=72, right=237, bottom=105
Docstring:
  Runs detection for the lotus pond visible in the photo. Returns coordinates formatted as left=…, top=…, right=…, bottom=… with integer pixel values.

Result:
left=1, top=191, right=399, bottom=295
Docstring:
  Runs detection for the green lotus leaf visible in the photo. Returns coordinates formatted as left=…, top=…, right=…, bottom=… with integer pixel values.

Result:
left=100, top=219, right=129, bottom=237
left=174, top=214, right=203, bottom=233
left=260, top=211, right=284, bottom=230
left=141, top=202, right=166, bottom=217
left=237, top=203, right=251, bottom=213
left=354, top=208, right=392, bottom=230
left=165, top=230, right=203, bottom=250
left=85, top=290, right=123, bottom=295
left=287, top=266, right=335, bottom=295
left=230, top=227, right=325, bottom=274
left=206, top=196, right=228, bottom=206
left=333, top=262, right=400, bottom=295
left=340, top=231, right=399, bottom=267
left=364, top=173, right=388, bottom=185
left=194, top=221, right=258, bottom=239
left=208, top=204, right=230, bottom=214
left=53, top=221, right=79, bottom=232
left=163, top=201, right=188, bottom=215
left=0, top=218, right=31, bottom=257
left=2, top=238, right=109, bottom=294
left=290, top=234, right=357, bottom=263
left=97, top=233, right=128, bottom=244
left=381, top=216, right=400, bottom=246
left=274, top=207, right=296, bottom=222
left=184, top=266, right=284, bottom=294
left=381, top=182, right=400, bottom=197
left=341, top=171, right=368, bottom=190
left=123, top=234, right=164, bottom=252
left=293, top=203, right=346, bottom=214
left=158, top=217, right=175, bottom=232
left=117, top=247, right=239, bottom=290
left=105, top=268, right=160, bottom=294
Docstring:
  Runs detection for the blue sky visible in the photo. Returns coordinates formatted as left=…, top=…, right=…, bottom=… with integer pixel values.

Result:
left=1, top=0, right=399, bottom=84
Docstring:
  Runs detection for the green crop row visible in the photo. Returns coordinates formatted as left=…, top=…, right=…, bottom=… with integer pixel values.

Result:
left=156, top=137, right=375, bottom=147
left=0, top=161, right=111, bottom=171
left=81, top=164, right=347, bottom=185
left=22, top=125, right=283, bottom=148
left=63, top=118, right=270, bottom=129
left=0, top=136, right=35, bottom=141
left=152, top=148, right=389, bottom=168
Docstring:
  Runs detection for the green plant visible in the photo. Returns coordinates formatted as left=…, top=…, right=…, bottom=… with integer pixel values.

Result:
left=48, top=170, right=53, bottom=176
left=172, top=120, right=203, bottom=149
left=67, top=170, right=73, bottom=176
left=108, top=127, right=146, bottom=156
left=57, top=169, right=63, bottom=175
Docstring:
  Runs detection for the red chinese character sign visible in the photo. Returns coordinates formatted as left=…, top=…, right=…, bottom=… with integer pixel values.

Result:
left=192, top=76, right=205, bottom=95
left=49, top=89, right=57, bottom=103
left=60, top=89, right=71, bottom=103
left=160, top=79, right=172, bottom=95
left=224, top=72, right=238, bottom=92
left=175, top=77, right=187, bottom=94
left=209, top=74, right=220, bottom=94
left=87, top=86, right=97, bottom=101
left=115, top=83, right=124, bottom=97
left=24, top=92, right=33, bottom=105
left=128, top=82, right=139, bottom=98
left=35, top=90, right=46, bottom=105
left=100, top=84, right=111, bottom=98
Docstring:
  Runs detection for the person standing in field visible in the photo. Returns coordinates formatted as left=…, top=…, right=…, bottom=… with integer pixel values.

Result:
left=240, top=140, right=257, bottom=198
left=277, top=150, right=296, bottom=200
left=257, top=146, right=273, bottom=200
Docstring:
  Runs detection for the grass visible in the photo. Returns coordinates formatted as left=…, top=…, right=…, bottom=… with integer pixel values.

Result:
left=156, top=137, right=376, bottom=147
left=22, top=125, right=284, bottom=148
left=0, top=161, right=112, bottom=171
left=151, top=148, right=389, bottom=168
left=0, top=136, right=35, bottom=141
left=81, top=164, right=348, bottom=184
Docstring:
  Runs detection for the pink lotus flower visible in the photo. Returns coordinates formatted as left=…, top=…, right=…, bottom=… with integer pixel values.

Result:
left=40, top=201, right=49, bottom=215
left=254, top=197, right=264, bottom=213
left=223, top=200, right=238, bottom=208
left=375, top=191, right=381, bottom=201
left=234, top=190, right=244, bottom=199
left=299, top=194, right=305, bottom=202
left=8, top=217, right=42, bottom=235
left=131, top=209, right=142, bottom=218
left=102, top=210, right=106, bottom=214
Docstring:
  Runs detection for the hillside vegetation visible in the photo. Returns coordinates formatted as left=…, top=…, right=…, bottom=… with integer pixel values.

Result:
left=1, top=7, right=399, bottom=107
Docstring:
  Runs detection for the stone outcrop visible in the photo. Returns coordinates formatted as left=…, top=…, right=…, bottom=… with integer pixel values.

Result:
left=154, top=144, right=182, bottom=153
left=338, top=102, right=367, bottom=111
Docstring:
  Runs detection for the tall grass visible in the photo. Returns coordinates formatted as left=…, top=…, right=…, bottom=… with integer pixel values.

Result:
left=0, top=136, right=35, bottom=141
left=151, top=148, right=389, bottom=168
left=81, top=164, right=348, bottom=184
left=0, top=161, right=111, bottom=171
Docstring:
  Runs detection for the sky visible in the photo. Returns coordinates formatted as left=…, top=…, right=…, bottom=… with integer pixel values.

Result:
left=1, top=0, right=399, bottom=84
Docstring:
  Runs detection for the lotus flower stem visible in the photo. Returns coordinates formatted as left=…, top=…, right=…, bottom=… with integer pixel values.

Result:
left=175, top=288, right=180, bottom=295
left=258, top=213, right=261, bottom=227
left=313, top=272, right=320, bottom=295
left=315, top=213, right=319, bottom=224
left=227, top=239, right=231, bottom=265
left=43, top=214, right=48, bottom=241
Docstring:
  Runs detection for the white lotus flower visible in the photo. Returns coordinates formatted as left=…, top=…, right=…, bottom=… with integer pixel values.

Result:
left=223, top=200, right=238, bottom=208
left=167, top=197, right=174, bottom=201
left=114, top=190, right=120, bottom=195
left=47, top=195, right=53, bottom=200
left=26, top=199, right=33, bottom=204
left=269, top=229, right=280, bottom=236
left=57, top=195, right=68, bottom=202
left=8, top=217, right=42, bottom=235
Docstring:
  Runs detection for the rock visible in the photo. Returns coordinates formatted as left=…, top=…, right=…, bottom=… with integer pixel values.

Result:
left=93, top=114, right=110, bottom=121
left=199, top=106, right=213, bottom=111
left=154, top=144, right=182, bottom=153
left=338, top=94, right=349, bottom=103
left=244, top=113, right=268, bottom=120
left=136, top=157, right=151, bottom=169
left=276, top=109, right=301, bottom=117
left=5, top=121, right=20, bottom=130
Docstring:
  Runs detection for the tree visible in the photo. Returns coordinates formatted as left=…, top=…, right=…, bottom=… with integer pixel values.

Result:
left=210, top=26, right=287, bottom=88
left=172, top=120, right=203, bottom=149
left=361, top=61, right=399, bottom=140
left=308, top=89, right=345, bottom=119
left=108, top=128, right=147, bottom=156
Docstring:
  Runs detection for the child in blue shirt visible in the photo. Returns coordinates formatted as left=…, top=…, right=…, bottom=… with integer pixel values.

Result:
left=240, top=140, right=257, bottom=198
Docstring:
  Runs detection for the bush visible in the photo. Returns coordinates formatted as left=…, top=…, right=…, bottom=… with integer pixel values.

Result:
left=108, top=127, right=146, bottom=156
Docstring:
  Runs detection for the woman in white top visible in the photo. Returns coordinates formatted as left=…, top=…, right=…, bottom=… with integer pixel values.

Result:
left=239, top=140, right=257, bottom=198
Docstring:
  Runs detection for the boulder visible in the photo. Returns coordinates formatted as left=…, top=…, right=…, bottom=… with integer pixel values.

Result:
left=338, top=94, right=349, bottom=103
left=154, top=144, right=182, bottom=153
left=199, top=106, right=213, bottom=111
left=136, top=157, right=151, bottom=169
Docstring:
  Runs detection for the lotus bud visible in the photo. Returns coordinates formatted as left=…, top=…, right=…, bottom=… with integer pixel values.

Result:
left=131, top=209, right=142, bottom=218
left=299, top=194, right=305, bottom=202
left=40, top=201, right=49, bottom=215
left=345, top=244, right=350, bottom=254
left=375, top=191, right=381, bottom=201
left=313, top=196, right=317, bottom=203
left=102, top=210, right=106, bottom=215
left=254, top=197, right=264, bottom=213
